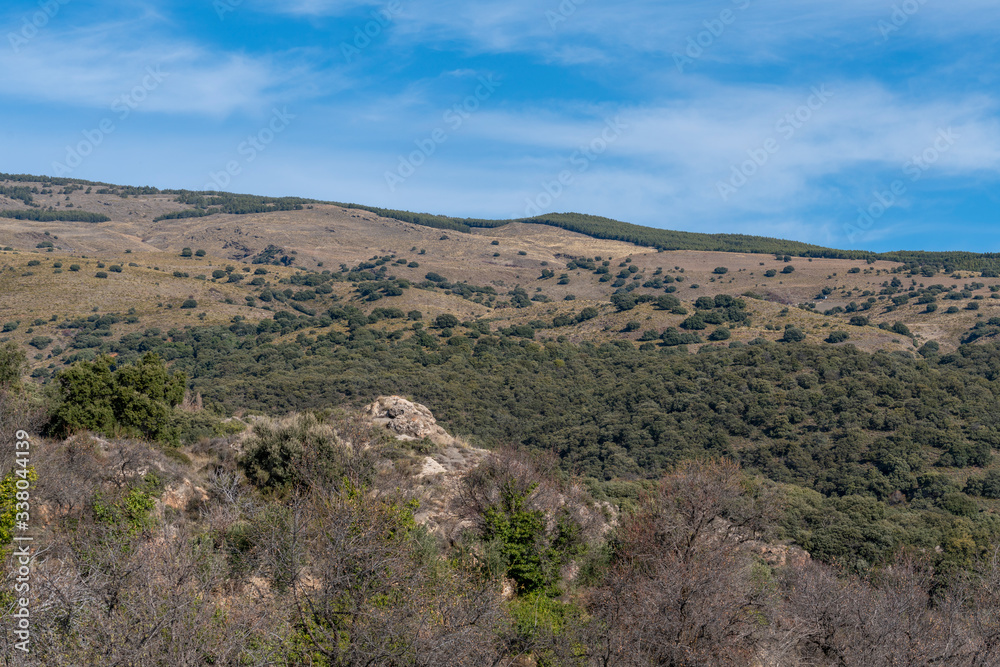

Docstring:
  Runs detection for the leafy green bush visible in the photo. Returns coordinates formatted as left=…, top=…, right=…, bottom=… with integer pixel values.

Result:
left=781, top=327, right=806, bottom=342
left=463, top=453, right=585, bottom=595
left=50, top=353, right=186, bottom=443
left=435, top=313, right=459, bottom=329
left=612, top=294, right=637, bottom=311
left=93, top=486, right=157, bottom=534
left=681, top=314, right=707, bottom=330
left=238, top=413, right=377, bottom=491
left=965, top=471, right=1000, bottom=499
left=28, top=336, right=52, bottom=350
left=660, top=328, right=701, bottom=346
left=0, top=467, right=37, bottom=557
left=708, top=327, right=731, bottom=341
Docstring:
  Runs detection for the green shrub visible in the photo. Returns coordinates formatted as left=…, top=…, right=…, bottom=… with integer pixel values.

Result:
left=0, top=341, right=27, bottom=389
left=93, top=487, right=157, bottom=534
left=28, top=336, right=52, bottom=350
left=681, top=314, right=707, bottom=330
left=50, top=353, right=186, bottom=443
left=238, top=413, right=376, bottom=491
left=708, top=327, right=731, bottom=341
left=781, top=327, right=806, bottom=342
left=965, top=471, right=1000, bottom=499
left=435, top=313, right=459, bottom=329
left=0, top=467, right=38, bottom=557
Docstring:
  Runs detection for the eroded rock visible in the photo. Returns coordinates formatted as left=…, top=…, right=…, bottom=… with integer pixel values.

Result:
left=363, top=395, right=459, bottom=446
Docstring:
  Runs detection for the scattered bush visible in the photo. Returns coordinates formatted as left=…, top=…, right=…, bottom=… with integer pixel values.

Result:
left=781, top=327, right=806, bottom=342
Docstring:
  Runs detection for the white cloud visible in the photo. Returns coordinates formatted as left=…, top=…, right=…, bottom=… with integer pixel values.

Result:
left=0, top=17, right=328, bottom=117
left=252, top=0, right=1000, bottom=65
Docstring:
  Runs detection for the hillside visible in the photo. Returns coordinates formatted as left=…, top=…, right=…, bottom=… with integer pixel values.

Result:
left=3, top=174, right=1000, bottom=364
left=5, top=173, right=1000, bottom=663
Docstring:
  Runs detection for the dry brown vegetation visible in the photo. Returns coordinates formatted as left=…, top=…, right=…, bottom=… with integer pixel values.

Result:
left=4, top=176, right=1000, bottom=370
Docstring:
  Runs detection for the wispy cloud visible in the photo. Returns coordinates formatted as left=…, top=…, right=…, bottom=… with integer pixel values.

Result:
left=251, top=0, right=1000, bottom=65
left=0, top=14, right=324, bottom=117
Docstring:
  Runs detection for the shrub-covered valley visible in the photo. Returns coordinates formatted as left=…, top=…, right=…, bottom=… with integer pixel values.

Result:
left=3, top=174, right=1000, bottom=665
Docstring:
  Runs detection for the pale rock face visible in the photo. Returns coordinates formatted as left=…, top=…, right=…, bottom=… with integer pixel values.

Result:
left=419, top=457, right=448, bottom=477
left=162, top=478, right=209, bottom=511
left=751, top=542, right=812, bottom=568
left=362, top=395, right=458, bottom=446
left=364, top=396, right=493, bottom=542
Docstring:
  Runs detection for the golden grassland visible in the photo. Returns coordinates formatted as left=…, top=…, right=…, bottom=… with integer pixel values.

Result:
left=3, top=182, right=1000, bottom=369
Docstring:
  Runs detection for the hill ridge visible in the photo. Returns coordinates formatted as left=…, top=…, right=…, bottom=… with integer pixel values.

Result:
left=4, top=171, right=1000, bottom=272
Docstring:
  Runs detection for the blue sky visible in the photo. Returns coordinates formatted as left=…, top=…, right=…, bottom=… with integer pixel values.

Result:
left=1, top=0, right=999, bottom=252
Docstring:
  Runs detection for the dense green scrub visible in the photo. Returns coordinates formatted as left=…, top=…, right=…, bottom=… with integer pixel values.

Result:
left=65, top=318, right=998, bottom=568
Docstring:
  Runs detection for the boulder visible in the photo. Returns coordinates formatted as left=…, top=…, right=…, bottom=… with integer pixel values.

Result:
left=363, top=395, right=458, bottom=446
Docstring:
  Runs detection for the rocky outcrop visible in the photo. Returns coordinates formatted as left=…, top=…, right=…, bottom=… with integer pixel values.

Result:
left=161, top=478, right=210, bottom=512
left=750, top=542, right=812, bottom=568
left=363, top=395, right=460, bottom=447
left=363, top=396, right=495, bottom=541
